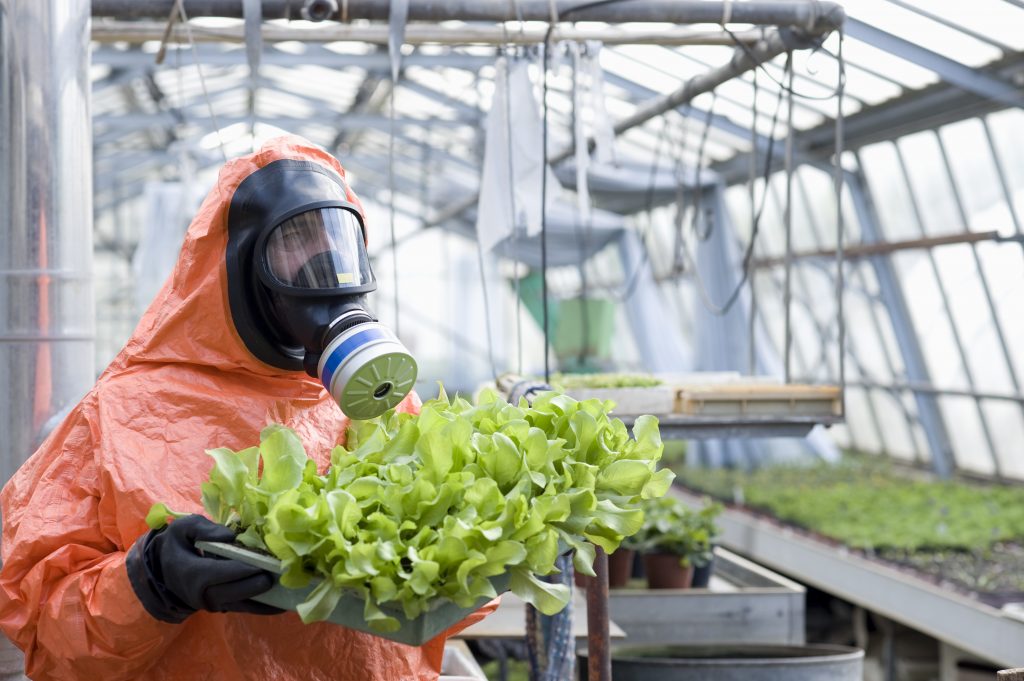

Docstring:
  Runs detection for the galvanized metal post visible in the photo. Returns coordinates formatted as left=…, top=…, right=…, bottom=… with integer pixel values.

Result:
left=0, top=2, right=94, bottom=678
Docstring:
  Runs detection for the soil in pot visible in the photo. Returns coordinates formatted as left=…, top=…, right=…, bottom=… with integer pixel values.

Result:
left=644, top=553, right=694, bottom=589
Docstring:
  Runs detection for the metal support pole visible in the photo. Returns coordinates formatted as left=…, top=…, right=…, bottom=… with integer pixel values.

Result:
left=782, top=58, right=794, bottom=384
left=586, top=547, right=611, bottom=681
left=91, top=0, right=845, bottom=27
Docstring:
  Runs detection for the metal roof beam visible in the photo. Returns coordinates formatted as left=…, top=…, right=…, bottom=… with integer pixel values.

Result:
left=845, top=17, right=1024, bottom=108
left=93, top=112, right=473, bottom=133
left=92, top=45, right=492, bottom=70
left=712, top=51, right=1024, bottom=184
left=601, top=70, right=779, bottom=158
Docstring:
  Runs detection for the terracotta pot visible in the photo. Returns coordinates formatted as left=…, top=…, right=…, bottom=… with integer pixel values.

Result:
left=643, top=553, right=695, bottom=589
left=573, top=548, right=636, bottom=589
left=608, top=549, right=636, bottom=588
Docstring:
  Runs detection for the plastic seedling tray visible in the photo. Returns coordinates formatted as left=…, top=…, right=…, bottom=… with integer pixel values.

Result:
left=196, top=541, right=508, bottom=646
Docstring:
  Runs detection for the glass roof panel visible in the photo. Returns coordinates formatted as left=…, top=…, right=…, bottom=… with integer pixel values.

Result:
left=895, top=0, right=1024, bottom=52
left=846, top=0, right=1003, bottom=66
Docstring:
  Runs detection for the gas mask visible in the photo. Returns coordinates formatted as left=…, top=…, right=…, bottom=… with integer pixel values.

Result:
left=226, top=158, right=417, bottom=419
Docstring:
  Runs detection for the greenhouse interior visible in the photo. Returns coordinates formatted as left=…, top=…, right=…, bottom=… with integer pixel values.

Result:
left=2, top=1, right=1023, bottom=680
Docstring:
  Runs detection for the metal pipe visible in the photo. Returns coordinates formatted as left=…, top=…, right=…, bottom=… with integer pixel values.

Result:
left=91, top=20, right=765, bottom=45
left=782, top=59, right=794, bottom=384
left=0, top=0, right=94, bottom=674
left=1, top=1, right=95, bottom=473
left=429, top=25, right=833, bottom=229
left=91, top=0, right=845, bottom=27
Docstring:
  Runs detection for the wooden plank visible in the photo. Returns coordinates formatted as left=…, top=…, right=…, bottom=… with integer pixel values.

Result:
left=677, top=383, right=842, bottom=418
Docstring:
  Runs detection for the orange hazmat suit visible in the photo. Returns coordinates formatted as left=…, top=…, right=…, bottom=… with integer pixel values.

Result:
left=0, top=136, right=493, bottom=681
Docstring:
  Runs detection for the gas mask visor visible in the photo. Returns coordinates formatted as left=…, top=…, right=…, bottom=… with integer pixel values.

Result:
left=261, top=205, right=418, bottom=420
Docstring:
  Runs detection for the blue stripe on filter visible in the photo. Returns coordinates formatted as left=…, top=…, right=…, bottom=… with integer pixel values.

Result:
left=320, top=328, right=388, bottom=391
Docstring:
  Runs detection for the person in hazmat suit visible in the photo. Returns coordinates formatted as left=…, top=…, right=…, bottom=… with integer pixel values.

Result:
left=0, top=136, right=493, bottom=681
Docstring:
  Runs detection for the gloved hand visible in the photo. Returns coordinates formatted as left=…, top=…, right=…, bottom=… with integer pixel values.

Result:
left=126, top=514, right=283, bottom=623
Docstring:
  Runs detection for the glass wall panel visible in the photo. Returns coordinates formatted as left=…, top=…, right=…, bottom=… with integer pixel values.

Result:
left=858, top=143, right=920, bottom=242
left=896, top=133, right=962, bottom=237
left=984, top=400, right=1024, bottom=480
left=844, top=387, right=883, bottom=453
left=869, top=389, right=918, bottom=461
left=939, top=120, right=1007, bottom=230
left=939, top=395, right=995, bottom=476
left=892, top=251, right=969, bottom=390
left=932, top=244, right=1014, bottom=394
left=976, top=241, right=1024, bottom=383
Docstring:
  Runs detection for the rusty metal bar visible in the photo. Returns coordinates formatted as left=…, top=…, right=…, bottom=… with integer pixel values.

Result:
left=587, top=546, right=611, bottom=681
left=751, top=230, right=1006, bottom=268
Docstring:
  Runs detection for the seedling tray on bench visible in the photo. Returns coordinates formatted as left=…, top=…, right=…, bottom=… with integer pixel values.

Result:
left=196, top=541, right=507, bottom=646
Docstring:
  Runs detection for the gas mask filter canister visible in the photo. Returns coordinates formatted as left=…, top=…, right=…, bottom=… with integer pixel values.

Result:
left=317, top=319, right=418, bottom=420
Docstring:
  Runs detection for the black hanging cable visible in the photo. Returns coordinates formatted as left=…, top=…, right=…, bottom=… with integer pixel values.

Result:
left=722, top=23, right=847, bottom=101
left=691, top=92, right=719, bottom=241
left=676, top=54, right=789, bottom=317
left=614, top=114, right=676, bottom=302
left=571, top=43, right=592, bottom=371
left=540, top=25, right=555, bottom=382
left=388, top=79, right=401, bottom=336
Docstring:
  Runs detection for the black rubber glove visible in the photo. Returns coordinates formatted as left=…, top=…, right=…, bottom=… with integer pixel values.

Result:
left=126, top=514, right=283, bottom=623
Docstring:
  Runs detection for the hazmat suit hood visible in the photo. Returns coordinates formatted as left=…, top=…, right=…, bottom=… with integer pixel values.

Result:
left=0, top=136, right=489, bottom=681
left=118, top=136, right=364, bottom=380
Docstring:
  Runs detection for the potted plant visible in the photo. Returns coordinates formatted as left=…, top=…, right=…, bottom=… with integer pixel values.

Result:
left=635, top=497, right=722, bottom=589
left=688, top=501, right=723, bottom=588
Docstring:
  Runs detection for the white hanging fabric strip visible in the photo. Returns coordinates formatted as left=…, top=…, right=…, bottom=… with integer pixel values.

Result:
left=585, top=40, right=617, bottom=166
left=570, top=42, right=592, bottom=223
left=476, top=57, right=560, bottom=252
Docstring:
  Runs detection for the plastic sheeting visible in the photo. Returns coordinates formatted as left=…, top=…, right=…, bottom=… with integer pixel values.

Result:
left=475, top=58, right=560, bottom=253
left=132, top=182, right=196, bottom=316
